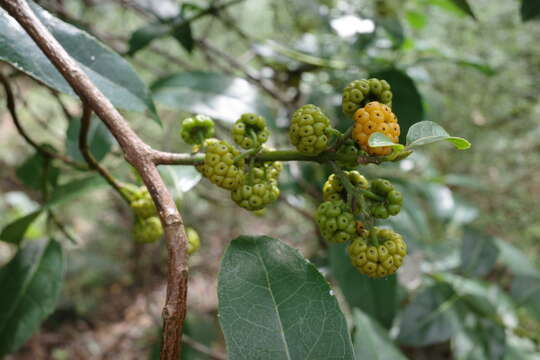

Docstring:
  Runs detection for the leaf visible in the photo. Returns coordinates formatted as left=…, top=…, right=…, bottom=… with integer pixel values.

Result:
left=159, top=166, right=202, bottom=193
left=171, top=22, right=194, bottom=53
left=127, top=22, right=171, bottom=56
left=397, top=283, right=461, bottom=346
left=511, top=275, right=540, bottom=320
left=46, top=175, right=107, bottom=208
left=370, top=69, right=424, bottom=143
left=521, top=0, right=540, bottom=21
left=329, top=243, right=397, bottom=329
left=0, top=239, right=64, bottom=356
left=376, top=16, right=404, bottom=47
left=427, top=0, right=474, bottom=18
left=65, top=116, right=114, bottom=163
left=0, top=2, right=159, bottom=123
left=368, top=133, right=404, bottom=152
left=448, top=0, right=476, bottom=19
left=352, top=309, right=407, bottom=360
left=406, top=11, right=427, bottom=30
left=495, top=239, right=540, bottom=277
left=16, top=151, right=60, bottom=190
left=452, top=319, right=506, bottom=360
left=151, top=71, right=275, bottom=122
left=0, top=211, right=42, bottom=245
left=406, top=121, right=471, bottom=150
left=218, top=236, right=355, bottom=360
left=459, top=228, right=499, bottom=278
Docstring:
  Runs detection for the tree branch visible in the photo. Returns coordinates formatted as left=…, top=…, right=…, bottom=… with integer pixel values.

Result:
left=0, top=1, right=190, bottom=359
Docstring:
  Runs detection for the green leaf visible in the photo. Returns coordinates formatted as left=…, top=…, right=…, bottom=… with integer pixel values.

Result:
left=370, top=69, right=424, bottom=143
left=65, top=116, right=114, bottom=163
left=406, top=11, right=427, bottom=30
left=16, top=151, right=60, bottom=190
left=127, top=22, right=171, bottom=56
left=427, top=0, right=474, bottom=18
left=151, top=71, right=275, bottom=122
left=448, top=0, right=476, bottom=19
left=397, top=283, right=461, bottom=346
left=495, top=239, right=540, bottom=277
left=0, top=239, right=64, bottom=356
left=0, top=2, right=159, bottom=123
left=460, top=228, right=499, bottom=278
left=218, top=236, right=355, bottom=360
left=329, top=243, right=397, bottom=329
left=46, top=175, right=107, bottom=208
left=368, top=132, right=404, bottom=151
left=452, top=319, right=506, bottom=360
left=521, top=0, right=540, bottom=21
left=352, top=309, right=407, bottom=360
left=171, top=22, right=194, bottom=53
left=159, top=166, right=202, bottom=193
left=0, top=211, right=42, bottom=245
left=406, top=121, right=471, bottom=150
left=511, top=275, right=540, bottom=320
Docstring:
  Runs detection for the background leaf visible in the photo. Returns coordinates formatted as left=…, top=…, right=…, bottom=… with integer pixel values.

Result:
left=65, top=116, right=114, bottom=163
left=159, top=166, right=202, bottom=194
left=460, top=228, right=499, bottom=278
left=368, top=132, right=405, bottom=151
left=218, top=236, right=355, bottom=360
left=0, top=239, right=64, bottom=356
left=0, top=2, right=159, bottom=122
left=448, top=0, right=476, bottom=19
left=151, top=71, right=275, bottom=122
left=0, top=211, right=42, bottom=245
left=511, top=275, right=540, bottom=320
left=16, top=151, right=60, bottom=190
left=521, top=0, right=540, bottom=22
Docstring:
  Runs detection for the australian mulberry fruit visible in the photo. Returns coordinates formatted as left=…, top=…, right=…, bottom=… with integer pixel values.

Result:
left=232, top=113, right=270, bottom=149
left=336, top=139, right=362, bottom=169
left=316, top=200, right=357, bottom=243
left=352, top=101, right=400, bottom=156
left=231, top=162, right=281, bottom=211
left=348, top=227, right=407, bottom=278
left=180, top=115, right=215, bottom=145
left=133, top=216, right=163, bottom=244
left=289, top=104, right=332, bottom=155
left=186, top=227, right=201, bottom=255
left=200, top=139, right=245, bottom=190
left=369, top=178, right=403, bottom=218
left=342, top=78, right=392, bottom=117
left=129, top=186, right=157, bottom=219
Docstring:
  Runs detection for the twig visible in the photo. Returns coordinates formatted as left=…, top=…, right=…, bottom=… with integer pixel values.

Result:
left=0, top=2, right=190, bottom=359
left=0, top=72, right=87, bottom=170
left=78, top=104, right=130, bottom=202
left=49, top=212, right=79, bottom=245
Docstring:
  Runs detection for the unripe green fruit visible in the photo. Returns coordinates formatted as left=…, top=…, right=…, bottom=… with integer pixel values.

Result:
left=369, top=178, right=403, bottom=219
left=231, top=179, right=280, bottom=211
left=289, top=104, right=332, bottom=155
left=232, top=113, right=270, bottom=149
left=133, top=216, right=163, bottom=244
left=180, top=115, right=215, bottom=145
left=336, top=139, right=361, bottom=169
left=342, top=78, right=393, bottom=117
left=200, top=139, right=245, bottom=190
left=387, top=190, right=403, bottom=205
left=128, top=186, right=157, bottom=219
left=316, top=200, right=356, bottom=243
left=322, top=171, right=369, bottom=214
left=371, top=179, right=394, bottom=195
left=186, top=227, right=200, bottom=255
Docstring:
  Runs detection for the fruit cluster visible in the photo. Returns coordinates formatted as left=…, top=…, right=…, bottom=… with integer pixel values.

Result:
left=200, top=138, right=245, bottom=190
left=121, top=184, right=163, bottom=244
left=232, top=113, right=270, bottom=149
left=289, top=104, right=332, bottom=155
left=352, top=101, right=400, bottom=156
left=231, top=161, right=282, bottom=211
left=342, top=78, right=392, bottom=117
left=369, top=179, right=403, bottom=219
left=180, top=115, right=215, bottom=145
left=316, top=200, right=357, bottom=243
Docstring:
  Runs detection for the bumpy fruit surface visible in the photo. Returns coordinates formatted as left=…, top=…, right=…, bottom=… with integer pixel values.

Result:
left=200, top=139, right=245, bottom=190
left=133, top=216, right=163, bottom=244
left=180, top=115, right=215, bottom=145
left=342, top=78, right=392, bottom=117
left=316, top=200, right=356, bottom=243
left=231, top=162, right=281, bottom=211
left=347, top=227, right=407, bottom=278
left=369, top=178, right=403, bottom=218
left=232, top=113, right=270, bottom=149
left=322, top=171, right=369, bottom=202
left=186, top=227, right=201, bottom=255
left=289, top=104, right=331, bottom=155
left=336, top=139, right=362, bottom=169
left=130, top=187, right=157, bottom=219
left=352, top=101, right=400, bottom=156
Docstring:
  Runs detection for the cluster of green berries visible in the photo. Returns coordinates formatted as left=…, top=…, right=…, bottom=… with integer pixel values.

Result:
left=199, top=138, right=245, bottom=191
left=289, top=105, right=332, bottom=155
left=180, top=115, right=215, bottom=145
left=316, top=200, right=357, bottom=243
left=336, top=139, right=362, bottom=169
left=322, top=170, right=369, bottom=214
left=120, top=184, right=163, bottom=244
left=232, top=113, right=270, bottom=149
left=342, top=78, right=393, bottom=117
left=348, top=227, right=407, bottom=278
left=231, top=161, right=282, bottom=211
left=369, top=179, right=403, bottom=219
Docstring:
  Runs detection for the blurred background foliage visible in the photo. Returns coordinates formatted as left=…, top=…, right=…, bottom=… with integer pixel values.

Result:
left=1, top=0, right=540, bottom=359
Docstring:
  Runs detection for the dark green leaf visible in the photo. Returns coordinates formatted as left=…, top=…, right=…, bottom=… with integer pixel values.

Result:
left=329, top=243, right=397, bottom=329
left=352, top=309, right=407, bottom=360
left=370, top=69, right=424, bottom=143
left=427, top=0, right=472, bottom=18
left=511, top=275, right=540, bottom=320
left=460, top=228, right=499, bottom=278
left=65, top=116, right=114, bottom=163
left=172, top=22, right=194, bottom=53
left=0, top=239, right=64, bottom=356
left=0, top=2, right=159, bottom=123
left=127, top=22, right=171, bottom=56
left=0, top=211, right=42, bottom=245
left=406, top=121, right=471, bottom=150
left=452, top=319, right=506, bottom=360
left=16, top=151, right=60, bottom=190
left=152, top=71, right=275, bottom=122
left=397, top=283, right=460, bottom=346
left=521, top=0, right=540, bottom=21
left=448, top=0, right=476, bottom=19
left=218, top=236, right=355, bottom=360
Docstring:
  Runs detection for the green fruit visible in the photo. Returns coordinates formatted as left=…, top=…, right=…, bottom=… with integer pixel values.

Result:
left=232, top=113, right=270, bottom=149
left=342, top=78, right=393, bottom=117
left=180, top=115, right=215, bottom=145
left=230, top=168, right=280, bottom=211
left=186, top=227, right=200, bottom=255
left=133, top=216, right=163, bottom=244
left=130, top=186, right=157, bottom=219
left=336, top=139, right=360, bottom=169
left=387, top=190, right=403, bottom=205
left=316, top=200, right=356, bottom=243
left=372, top=204, right=389, bottom=219
left=322, top=171, right=369, bottom=214
left=387, top=204, right=401, bottom=216
left=289, top=104, right=332, bottom=155
left=371, top=178, right=394, bottom=195
left=200, top=139, right=245, bottom=190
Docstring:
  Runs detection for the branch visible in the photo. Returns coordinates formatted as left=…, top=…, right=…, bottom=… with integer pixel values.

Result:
left=0, top=1, right=190, bottom=359
left=0, top=72, right=87, bottom=170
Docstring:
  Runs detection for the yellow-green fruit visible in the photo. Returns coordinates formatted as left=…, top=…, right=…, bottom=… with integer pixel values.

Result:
left=289, top=104, right=332, bottom=155
left=200, top=138, right=245, bottom=190
left=130, top=186, right=157, bottom=219
left=316, top=200, right=356, bottom=243
left=231, top=113, right=270, bottom=149
left=322, top=171, right=369, bottom=214
left=342, top=78, right=393, bottom=117
left=180, top=115, right=215, bottom=145
left=347, top=227, right=406, bottom=278
left=231, top=180, right=280, bottom=211
left=133, top=216, right=163, bottom=244
left=186, top=227, right=200, bottom=255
